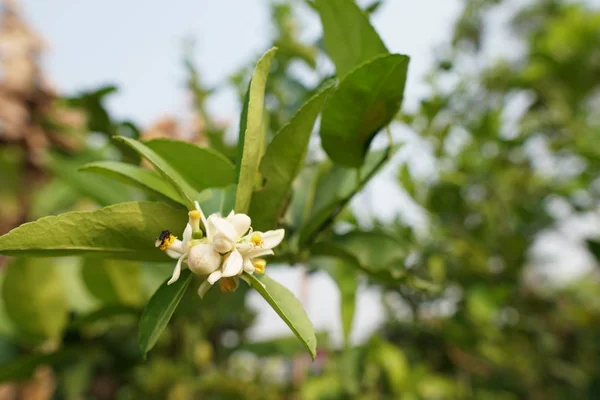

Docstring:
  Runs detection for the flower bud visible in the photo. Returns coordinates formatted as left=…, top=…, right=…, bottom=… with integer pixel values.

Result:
left=187, top=243, right=221, bottom=275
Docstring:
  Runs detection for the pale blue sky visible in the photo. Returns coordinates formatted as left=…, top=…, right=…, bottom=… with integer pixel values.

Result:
left=17, top=0, right=464, bottom=344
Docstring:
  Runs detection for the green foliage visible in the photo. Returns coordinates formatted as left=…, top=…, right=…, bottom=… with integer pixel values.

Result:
left=320, top=54, right=409, bottom=167
left=81, top=258, right=143, bottom=306
left=138, top=271, right=193, bottom=357
left=0, top=202, right=187, bottom=260
left=2, top=258, right=68, bottom=342
left=249, top=85, right=333, bottom=230
left=234, top=47, right=277, bottom=214
left=245, top=273, right=317, bottom=360
left=315, top=0, right=388, bottom=76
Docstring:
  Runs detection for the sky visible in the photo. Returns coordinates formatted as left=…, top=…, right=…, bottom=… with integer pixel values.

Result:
left=16, top=0, right=466, bottom=345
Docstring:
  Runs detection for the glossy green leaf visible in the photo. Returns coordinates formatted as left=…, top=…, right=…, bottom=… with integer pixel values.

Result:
left=249, top=86, right=333, bottom=230
left=2, top=258, right=68, bottom=341
left=312, top=256, right=357, bottom=346
left=320, top=54, right=409, bottom=167
left=145, top=139, right=236, bottom=191
left=81, top=258, right=143, bottom=306
left=299, top=146, right=398, bottom=245
left=79, top=161, right=185, bottom=205
left=246, top=273, right=317, bottom=360
left=234, top=47, right=277, bottom=214
left=315, top=0, right=388, bottom=76
left=138, top=270, right=193, bottom=357
left=114, top=137, right=200, bottom=208
left=0, top=201, right=187, bottom=261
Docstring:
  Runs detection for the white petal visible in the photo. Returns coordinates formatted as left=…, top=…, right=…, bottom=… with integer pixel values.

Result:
left=181, top=224, right=192, bottom=248
left=167, top=255, right=185, bottom=285
left=209, top=216, right=238, bottom=242
left=165, top=249, right=182, bottom=259
left=197, top=280, right=212, bottom=299
left=243, top=258, right=255, bottom=274
left=245, top=248, right=274, bottom=258
left=227, top=213, right=251, bottom=238
left=207, top=270, right=222, bottom=285
left=195, top=201, right=210, bottom=239
left=227, top=210, right=235, bottom=218
left=222, top=249, right=244, bottom=277
left=261, top=229, right=285, bottom=249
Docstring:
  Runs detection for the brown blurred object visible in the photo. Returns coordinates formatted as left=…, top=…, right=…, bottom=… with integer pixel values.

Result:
left=0, top=366, right=56, bottom=400
left=140, top=114, right=208, bottom=147
left=0, top=0, right=85, bottom=245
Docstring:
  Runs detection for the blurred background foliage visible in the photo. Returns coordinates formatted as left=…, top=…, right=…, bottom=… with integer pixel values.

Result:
left=0, top=0, right=599, bottom=398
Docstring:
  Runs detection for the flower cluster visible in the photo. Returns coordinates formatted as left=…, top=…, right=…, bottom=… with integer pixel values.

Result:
left=155, top=201, right=284, bottom=297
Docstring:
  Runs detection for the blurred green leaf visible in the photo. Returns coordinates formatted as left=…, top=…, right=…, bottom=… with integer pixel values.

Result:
left=114, top=137, right=201, bottom=208
left=313, top=256, right=358, bottom=346
left=234, top=47, right=277, bottom=214
left=0, top=347, right=89, bottom=383
left=2, top=258, right=68, bottom=341
left=145, top=139, right=236, bottom=191
left=246, top=273, right=317, bottom=360
left=241, top=332, right=329, bottom=357
left=81, top=258, right=143, bottom=306
left=315, top=0, right=388, bottom=76
left=299, top=146, right=398, bottom=245
left=138, top=270, right=193, bottom=357
left=79, top=161, right=185, bottom=205
left=0, top=201, right=187, bottom=261
left=586, top=239, right=600, bottom=263
left=320, top=54, right=409, bottom=167
left=399, top=163, right=416, bottom=198
left=249, top=85, right=333, bottom=230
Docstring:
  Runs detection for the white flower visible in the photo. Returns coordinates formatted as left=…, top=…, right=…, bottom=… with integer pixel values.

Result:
left=156, top=201, right=284, bottom=298
left=206, top=228, right=285, bottom=285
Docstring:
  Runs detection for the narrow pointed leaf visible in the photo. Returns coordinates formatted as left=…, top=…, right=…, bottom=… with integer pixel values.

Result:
left=0, top=201, right=187, bottom=261
left=315, top=0, right=388, bottom=76
left=320, top=54, right=409, bottom=167
left=145, top=139, right=236, bottom=191
left=246, top=273, right=317, bottom=360
left=138, top=270, right=193, bottom=356
left=114, top=137, right=200, bottom=208
left=234, top=47, right=277, bottom=214
left=80, top=161, right=185, bottom=205
left=249, top=86, right=333, bottom=230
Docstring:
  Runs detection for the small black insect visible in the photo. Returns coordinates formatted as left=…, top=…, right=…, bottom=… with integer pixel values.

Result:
left=155, top=230, right=172, bottom=248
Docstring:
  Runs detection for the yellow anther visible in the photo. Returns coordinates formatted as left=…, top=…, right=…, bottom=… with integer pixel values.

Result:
left=253, top=258, right=266, bottom=274
left=219, top=277, right=238, bottom=293
left=251, top=232, right=263, bottom=247
left=188, top=210, right=201, bottom=220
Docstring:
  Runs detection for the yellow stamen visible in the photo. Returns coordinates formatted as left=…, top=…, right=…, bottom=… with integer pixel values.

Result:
left=188, top=210, right=201, bottom=220
left=219, top=277, right=238, bottom=293
left=251, top=232, right=263, bottom=247
left=253, top=258, right=266, bottom=274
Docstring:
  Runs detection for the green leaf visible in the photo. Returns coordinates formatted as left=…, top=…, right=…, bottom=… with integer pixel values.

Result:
left=234, top=47, right=278, bottom=214
left=81, top=258, right=143, bottom=306
left=246, top=273, right=317, bottom=360
left=586, top=239, right=600, bottom=263
left=399, top=163, right=416, bottom=198
left=0, top=347, right=90, bottom=383
left=145, top=139, right=236, bottom=191
left=299, top=146, right=399, bottom=246
left=0, top=201, right=187, bottom=261
left=114, top=137, right=201, bottom=208
left=2, top=258, right=68, bottom=341
left=311, top=231, right=407, bottom=283
left=79, top=161, right=185, bottom=205
left=312, top=256, right=357, bottom=346
left=249, top=86, right=333, bottom=230
left=315, top=0, right=388, bottom=76
left=47, top=153, right=135, bottom=206
left=138, top=270, right=193, bottom=357
left=320, top=54, right=409, bottom=167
